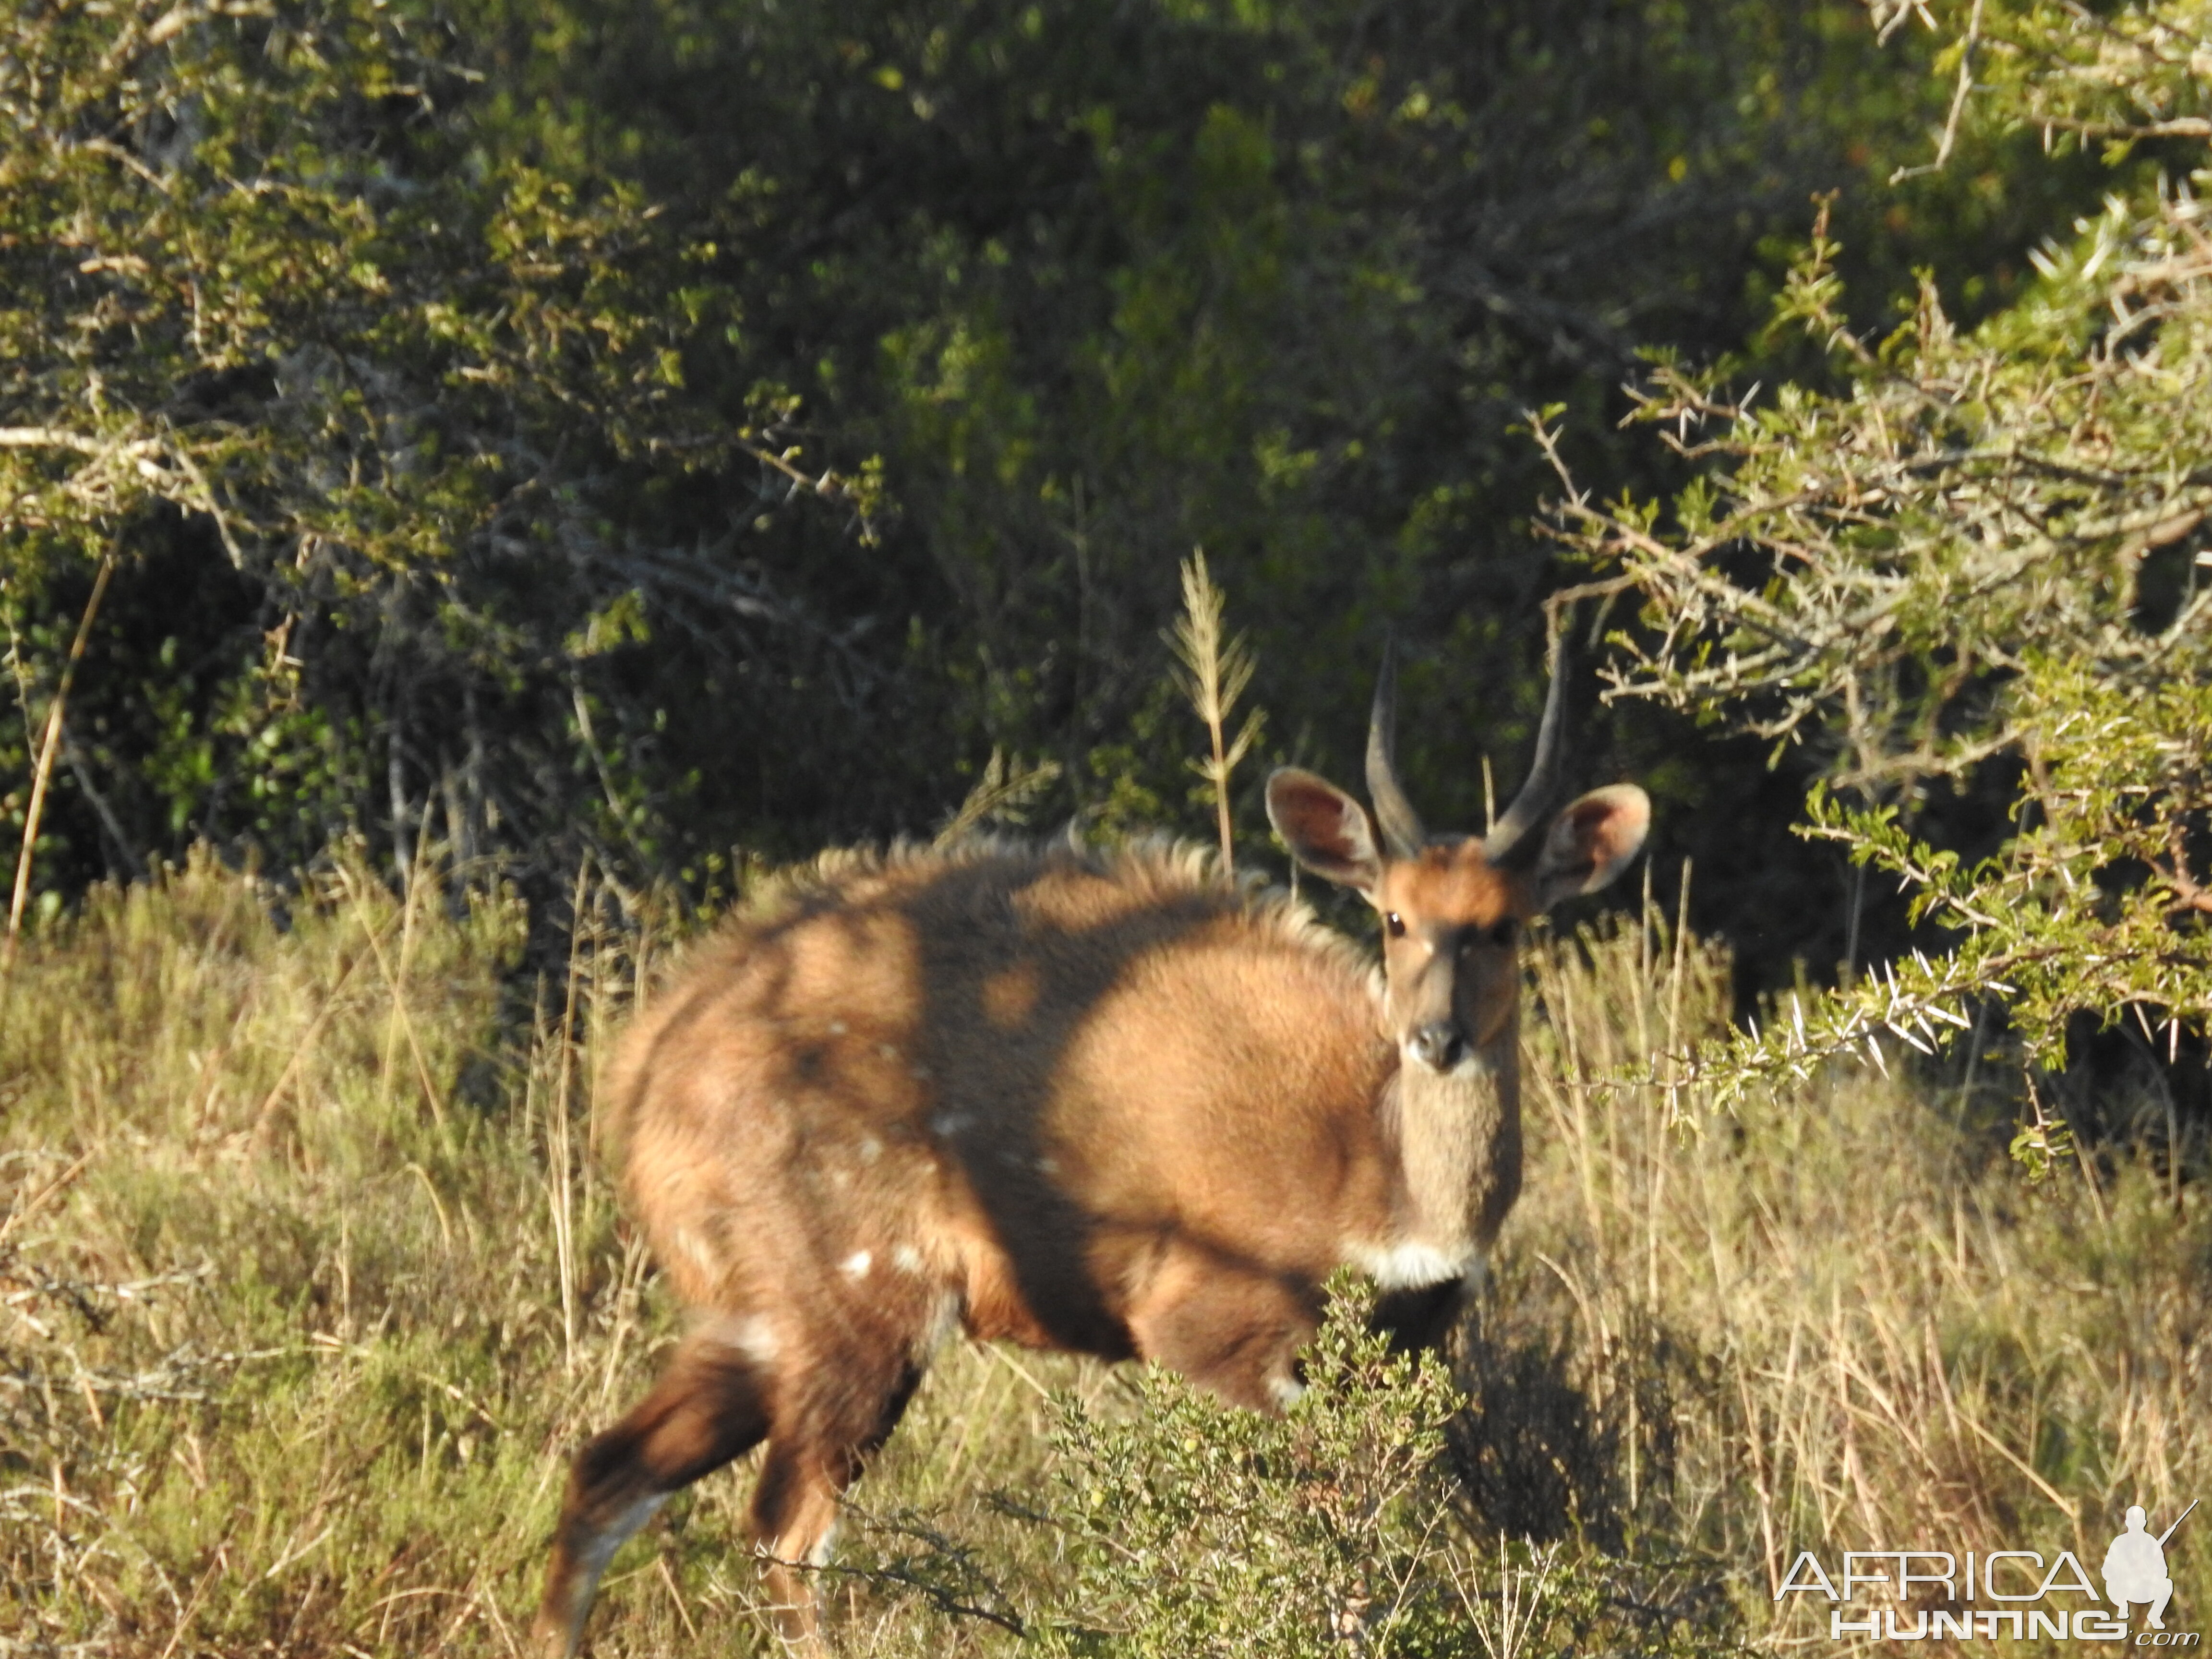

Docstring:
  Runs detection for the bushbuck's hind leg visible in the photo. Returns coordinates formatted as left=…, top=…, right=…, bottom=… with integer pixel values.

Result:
left=534, top=1331, right=771, bottom=1659
left=1127, top=1250, right=1322, bottom=1411
left=747, top=1355, right=925, bottom=1646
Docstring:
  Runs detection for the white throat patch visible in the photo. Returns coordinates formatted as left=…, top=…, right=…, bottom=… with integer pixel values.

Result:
left=1346, top=1239, right=1477, bottom=1289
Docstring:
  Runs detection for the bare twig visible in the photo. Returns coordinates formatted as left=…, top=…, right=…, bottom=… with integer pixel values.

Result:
left=60, top=719, right=147, bottom=882
left=1891, top=0, right=1986, bottom=183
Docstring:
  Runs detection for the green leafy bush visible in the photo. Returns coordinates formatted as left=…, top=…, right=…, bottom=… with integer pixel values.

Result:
left=1035, top=1282, right=1464, bottom=1659
left=1546, top=0, right=2212, bottom=1113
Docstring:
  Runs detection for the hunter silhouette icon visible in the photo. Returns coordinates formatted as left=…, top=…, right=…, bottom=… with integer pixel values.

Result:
left=2105, top=1501, right=2197, bottom=1630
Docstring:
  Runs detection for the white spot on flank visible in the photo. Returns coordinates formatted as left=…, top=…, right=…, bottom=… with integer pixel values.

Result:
left=842, top=1250, right=873, bottom=1279
left=878, top=1042, right=900, bottom=1060
left=1268, top=1374, right=1307, bottom=1408
left=701, top=1312, right=781, bottom=1365
left=828, top=1019, right=848, bottom=1036
left=1035, top=1154, right=1059, bottom=1175
left=930, top=1111, right=971, bottom=1138
left=1348, top=1240, right=1474, bottom=1290
left=911, top=1063, right=933, bottom=1081
left=857, top=1135, right=883, bottom=1163
left=892, top=1244, right=925, bottom=1274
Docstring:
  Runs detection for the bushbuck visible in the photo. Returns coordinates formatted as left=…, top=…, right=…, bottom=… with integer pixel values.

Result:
left=533, top=646, right=1649, bottom=1654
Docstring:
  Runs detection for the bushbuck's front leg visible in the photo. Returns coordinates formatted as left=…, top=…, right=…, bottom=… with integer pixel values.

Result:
left=1125, top=1244, right=1322, bottom=1411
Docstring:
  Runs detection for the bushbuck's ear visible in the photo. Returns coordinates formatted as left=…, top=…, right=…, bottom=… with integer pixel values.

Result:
left=1533, top=784, right=1650, bottom=910
left=1267, top=768, right=1384, bottom=897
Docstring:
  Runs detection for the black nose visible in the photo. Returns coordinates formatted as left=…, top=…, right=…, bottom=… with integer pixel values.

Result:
left=1409, top=1022, right=1466, bottom=1071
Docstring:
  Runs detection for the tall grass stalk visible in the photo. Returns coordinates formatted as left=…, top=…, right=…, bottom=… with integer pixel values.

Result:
left=932, top=748, right=1064, bottom=848
left=1498, top=879, right=2212, bottom=1638
left=1166, top=550, right=1263, bottom=878
left=3, top=549, right=113, bottom=963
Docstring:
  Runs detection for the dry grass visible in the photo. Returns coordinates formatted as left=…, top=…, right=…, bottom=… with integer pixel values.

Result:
left=1, top=848, right=2206, bottom=1654
left=1494, top=895, right=2212, bottom=1641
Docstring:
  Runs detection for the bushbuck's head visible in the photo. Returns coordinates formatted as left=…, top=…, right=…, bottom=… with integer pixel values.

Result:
left=1266, top=646, right=1649, bottom=1077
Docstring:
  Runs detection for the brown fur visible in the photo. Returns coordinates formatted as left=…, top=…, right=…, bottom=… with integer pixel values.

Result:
left=534, top=842, right=1407, bottom=1654
left=535, top=764, right=1647, bottom=1652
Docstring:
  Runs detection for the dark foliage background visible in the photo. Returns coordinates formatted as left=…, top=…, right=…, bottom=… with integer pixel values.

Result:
left=0, top=0, right=2115, bottom=987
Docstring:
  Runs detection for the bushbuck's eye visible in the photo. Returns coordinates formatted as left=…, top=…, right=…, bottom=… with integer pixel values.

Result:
left=1384, top=911, right=1406, bottom=938
left=1489, top=918, right=1517, bottom=947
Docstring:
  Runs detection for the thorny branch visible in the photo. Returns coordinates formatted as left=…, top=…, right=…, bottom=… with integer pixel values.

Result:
left=1539, top=21, right=2212, bottom=1094
left=786, top=1503, right=1030, bottom=1636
